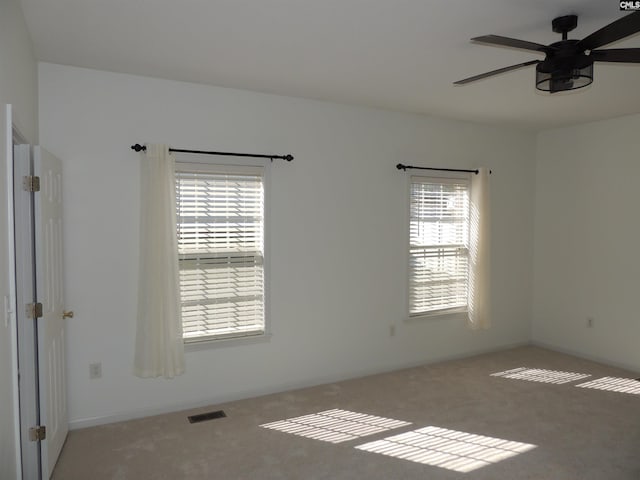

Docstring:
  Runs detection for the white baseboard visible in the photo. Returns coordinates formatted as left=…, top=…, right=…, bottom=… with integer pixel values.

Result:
left=530, top=340, right=640, bottom=374
left=68, top=340, right=530, bottom=430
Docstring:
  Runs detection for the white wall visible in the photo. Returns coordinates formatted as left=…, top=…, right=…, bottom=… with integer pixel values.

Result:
left=39, top=62, right=536, bottom=427
left=533, top=114, right=640, bottom=372
left=0, top=0, right=39, bottom=477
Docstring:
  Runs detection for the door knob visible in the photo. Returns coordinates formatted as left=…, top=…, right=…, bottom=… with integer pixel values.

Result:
left=62, top=310, right=74, bottom=319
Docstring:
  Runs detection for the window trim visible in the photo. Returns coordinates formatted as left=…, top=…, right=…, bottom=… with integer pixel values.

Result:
left=174, top=155, right=271, bottom=346
left=405, top=172, right=471, bottom=321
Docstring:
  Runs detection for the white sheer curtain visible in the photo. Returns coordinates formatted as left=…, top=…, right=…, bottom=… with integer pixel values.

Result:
left=134, top=144, right=185, bottom=378
left=468, top=167, right=491, bottom=330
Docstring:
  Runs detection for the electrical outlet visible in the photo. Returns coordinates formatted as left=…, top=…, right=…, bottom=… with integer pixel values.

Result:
left=89, top=362, right=102, bottom=379
left=586, top=317, right=594, bottom=328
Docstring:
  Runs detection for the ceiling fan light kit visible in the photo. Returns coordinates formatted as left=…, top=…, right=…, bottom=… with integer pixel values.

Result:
left=535, top=63, right=593, bottom=93
left=455, top=12, right=640, bottom=93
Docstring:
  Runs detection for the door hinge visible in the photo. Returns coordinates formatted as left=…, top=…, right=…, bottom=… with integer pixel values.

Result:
left=22, top=175, right=40, bottom=192
left=29, top=426, right=46, bottom=442
left=26, top=302, right=43, bottom=319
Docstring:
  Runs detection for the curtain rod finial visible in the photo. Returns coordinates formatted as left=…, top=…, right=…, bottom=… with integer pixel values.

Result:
left=396, top=163, right=407, bottom=171
left=131, top=143, right=146, bottom=152
left=284, top=154, right=294, bottom=162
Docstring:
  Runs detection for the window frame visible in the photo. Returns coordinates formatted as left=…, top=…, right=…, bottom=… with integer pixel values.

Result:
left=405, top=172, right=471, bottom=321
left=174, top=156, right=271, bottom=347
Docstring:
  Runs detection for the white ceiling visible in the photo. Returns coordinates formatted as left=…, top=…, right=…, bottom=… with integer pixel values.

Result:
left=19, top=0, right=640, bottom=130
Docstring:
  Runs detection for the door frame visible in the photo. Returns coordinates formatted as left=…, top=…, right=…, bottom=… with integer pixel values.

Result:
left=5, top=105, right=24, bottom=480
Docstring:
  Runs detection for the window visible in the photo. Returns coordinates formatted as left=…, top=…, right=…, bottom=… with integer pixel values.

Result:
left=409, top=176, right=470, bottom=316
left=175, top=163, right=265, bottom=342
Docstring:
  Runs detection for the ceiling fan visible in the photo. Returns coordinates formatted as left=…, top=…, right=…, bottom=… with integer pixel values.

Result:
left=454, top=12, right=640, bottom=92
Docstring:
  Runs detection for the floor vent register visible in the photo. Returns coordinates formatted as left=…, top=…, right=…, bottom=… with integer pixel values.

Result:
left=188, top=410, right=227, bottom=424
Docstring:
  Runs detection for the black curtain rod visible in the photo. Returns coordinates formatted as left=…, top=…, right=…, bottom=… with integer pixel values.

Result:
left=131, top=143, right=293, bottom=162
left=396, top=163, right=491, bottom=175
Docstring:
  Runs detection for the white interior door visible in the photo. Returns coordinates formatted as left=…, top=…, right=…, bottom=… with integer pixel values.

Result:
left=14, top=143, right=41, bottom=480
left=34, top=146, right=68, bottom=478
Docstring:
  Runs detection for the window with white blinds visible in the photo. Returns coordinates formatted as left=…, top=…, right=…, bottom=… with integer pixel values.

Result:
left=175, top=164, right=265, bottom=342
left=409, top=176, right=470, bottom=316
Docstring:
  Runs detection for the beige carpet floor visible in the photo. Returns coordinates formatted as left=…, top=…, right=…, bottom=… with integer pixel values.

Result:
left=52, top=346, right=640, bottom=479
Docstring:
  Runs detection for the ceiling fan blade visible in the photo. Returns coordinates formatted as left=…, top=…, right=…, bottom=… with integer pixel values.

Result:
left=454, top=60, right=540, bottom=85
left=578, top=12, right=640, bottom=51
left=590, top=48, right=640, bottom=63
left=471, top=35, right=552, bottom=53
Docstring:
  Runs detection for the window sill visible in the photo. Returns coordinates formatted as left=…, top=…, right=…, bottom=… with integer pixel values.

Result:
left=406, top=307, right=468, bottom=323
left=184, top=332, right=272, bottom=352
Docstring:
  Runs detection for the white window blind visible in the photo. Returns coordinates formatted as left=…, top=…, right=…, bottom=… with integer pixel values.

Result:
left=409, top=176, right=470, bottom=316
left=175, top=165, right=265, bottom=342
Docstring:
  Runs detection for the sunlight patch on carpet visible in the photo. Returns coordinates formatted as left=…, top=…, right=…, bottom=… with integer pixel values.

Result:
left=575, top=377, right=640, bottom=395
left=259, top=409, right=411, bottom=444
left=490, top=367, right=590, bottom=384
left=355, top=426, right=536, bottom=473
